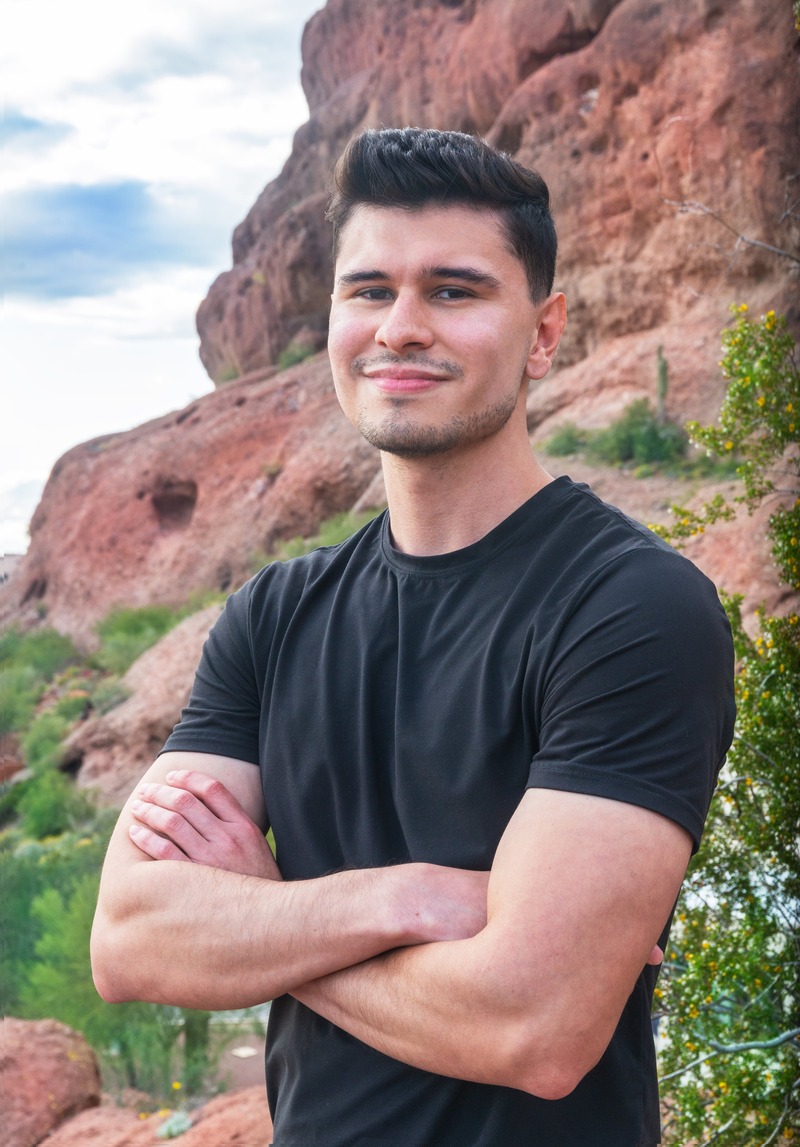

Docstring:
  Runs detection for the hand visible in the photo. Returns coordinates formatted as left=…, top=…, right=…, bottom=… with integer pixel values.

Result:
left=647, top=945, right=664, bottom=967
left=129, top=769, right=281, bottom=880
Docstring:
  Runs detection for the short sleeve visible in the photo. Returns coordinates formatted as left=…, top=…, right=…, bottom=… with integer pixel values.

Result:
left=527, top=547, right=735, bottom=850
left=161, top=580, right=262, bottom=765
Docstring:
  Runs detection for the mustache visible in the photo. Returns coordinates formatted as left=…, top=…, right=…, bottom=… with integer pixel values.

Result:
left=351, top=352, right=464, bottom=379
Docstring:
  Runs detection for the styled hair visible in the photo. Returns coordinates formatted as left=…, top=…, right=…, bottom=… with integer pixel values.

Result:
left=327, top=127, right=557, bottom=301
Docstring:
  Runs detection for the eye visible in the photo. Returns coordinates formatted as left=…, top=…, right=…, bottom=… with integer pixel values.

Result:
left=355, top=287, right=393, bottom=301
left=434, top=286, right=472, bottom=300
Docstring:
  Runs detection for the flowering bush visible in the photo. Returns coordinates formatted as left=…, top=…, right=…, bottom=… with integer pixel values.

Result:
left=655, top=307, right=799, bottom=1144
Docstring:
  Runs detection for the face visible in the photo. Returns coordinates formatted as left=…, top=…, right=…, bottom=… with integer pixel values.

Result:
left=328, top=204, right=564, bottom=460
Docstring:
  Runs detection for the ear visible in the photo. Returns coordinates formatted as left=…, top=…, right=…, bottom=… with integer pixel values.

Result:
left=526, top=293, right=567, bottom=381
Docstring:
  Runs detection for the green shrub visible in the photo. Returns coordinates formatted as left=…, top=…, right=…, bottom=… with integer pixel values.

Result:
left=94, top=605, right=184, bottom=675
left=654, top=306, right=799, bottom=1145
left=20, top=710, right=72, bottom=773
left=53, top=692, right=90, bottom=722
left=17, top=771, right=95, bottom=839
left=0, top=666, right=39, bottom=735
left=0, top=629, right=79, bottom=735
left=277, top=340, right=315, bottom=371
left=587, top=399, right=688, bottom=466
left=0, top=816, right=115, bottom=1013
left=0, top=627, right=77, bottom=678
left=542, top=423, right=587, bottom=456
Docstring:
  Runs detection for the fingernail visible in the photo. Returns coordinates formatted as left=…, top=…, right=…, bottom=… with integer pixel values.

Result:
left=166, top=772, right=177, bottom=782
left=129, top=825, right=142, bottom=836
left=132, top=800, right=144, bottom=813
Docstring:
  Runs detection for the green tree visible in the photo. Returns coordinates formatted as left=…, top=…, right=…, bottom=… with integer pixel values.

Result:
left=17, top=870, right=215, bottom=1098
left=654, top=306, right=799, bottom=1144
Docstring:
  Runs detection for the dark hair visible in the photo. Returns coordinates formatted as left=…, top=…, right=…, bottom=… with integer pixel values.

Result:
left=327, top=127, right=557, bottom=301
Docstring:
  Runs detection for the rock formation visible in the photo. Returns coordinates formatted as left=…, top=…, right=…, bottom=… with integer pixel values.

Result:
left=2, top=0, right=797, bottom=641
left=197, top=0, right=799, bottom=386
left=2, top=357, right=377, bottom=645
left=2, top=1018, right=101, bottom=1147
left=37, top=1086, right=272, bottom=1147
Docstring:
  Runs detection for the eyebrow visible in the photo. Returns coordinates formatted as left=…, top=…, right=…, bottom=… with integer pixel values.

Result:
left=335, top=265, right=502, bottom=289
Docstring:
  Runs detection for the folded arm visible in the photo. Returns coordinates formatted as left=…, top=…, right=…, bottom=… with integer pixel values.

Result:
left=120, top=768, right=687, bottom=1098
left=292, top=787, right=691, bottom=1099
left=91, top=752, right=488, bottom=1010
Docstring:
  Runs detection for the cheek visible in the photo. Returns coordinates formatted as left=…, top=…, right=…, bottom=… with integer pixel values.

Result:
left=327, top=312, right=368, bottom=362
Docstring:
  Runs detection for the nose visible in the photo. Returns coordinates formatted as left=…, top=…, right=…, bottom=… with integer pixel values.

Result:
left=374, top=292, right=434, bottom=352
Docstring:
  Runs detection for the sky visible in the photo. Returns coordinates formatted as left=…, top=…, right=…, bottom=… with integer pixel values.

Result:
left=2, top=0, right=323, bottom=554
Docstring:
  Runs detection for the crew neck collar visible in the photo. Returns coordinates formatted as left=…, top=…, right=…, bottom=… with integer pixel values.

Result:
left=380, top=475, right=575, bottom=575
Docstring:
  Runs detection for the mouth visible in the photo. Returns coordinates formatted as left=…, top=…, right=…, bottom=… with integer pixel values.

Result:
left=361, top=366, right=450, bottom=393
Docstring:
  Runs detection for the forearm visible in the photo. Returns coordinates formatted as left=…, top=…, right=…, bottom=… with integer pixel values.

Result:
left=93, top=857, right=436, bottom=1010
left=93, top=761, right=489, bottom=1012
left=292, top=926, right=560, bottom=1097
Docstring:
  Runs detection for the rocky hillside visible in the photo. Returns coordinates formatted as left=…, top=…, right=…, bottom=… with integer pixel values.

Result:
left=2, top=0, right=798, bottom=644
left=2, top=1017, right=272, bottom=1147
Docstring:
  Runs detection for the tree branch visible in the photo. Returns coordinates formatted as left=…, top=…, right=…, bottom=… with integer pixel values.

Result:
left=654, top=117, right=800, bottom=266
left=708, top=1027, right=800, bottom=1054
left=658, top=1028, right=800, bottom=1085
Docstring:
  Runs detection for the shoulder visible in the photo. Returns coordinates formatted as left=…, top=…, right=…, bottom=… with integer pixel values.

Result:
left=539, top=479, right=726, bottom=628
left=227, top=511, right=387, bottom=631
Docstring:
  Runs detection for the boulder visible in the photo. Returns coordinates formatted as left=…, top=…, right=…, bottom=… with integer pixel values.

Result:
left=1, top=1017, right=101, bottom=1147
left=38, top=1087, right=272, bottom=1147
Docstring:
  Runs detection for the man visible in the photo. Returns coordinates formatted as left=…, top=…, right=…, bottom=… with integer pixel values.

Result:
left=92, top=128, right=735, bottom=1145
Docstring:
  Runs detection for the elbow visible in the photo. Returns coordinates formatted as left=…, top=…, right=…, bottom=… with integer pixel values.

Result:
left=495, top=1018, right=605, bottom=1101
left=91, top=906, right=149, bottom=1004
left=91, top=926, right=134, bottom=1003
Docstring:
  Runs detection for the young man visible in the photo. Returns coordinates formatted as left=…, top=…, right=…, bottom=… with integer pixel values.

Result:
left=92, top=128, right=735, bottom=1145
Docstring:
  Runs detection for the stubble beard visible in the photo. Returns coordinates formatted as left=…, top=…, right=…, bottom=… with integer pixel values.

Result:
left=355, top=392, right=520, bottom=459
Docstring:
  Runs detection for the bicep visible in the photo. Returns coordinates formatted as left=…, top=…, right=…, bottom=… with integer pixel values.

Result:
left=484, top=787, right=692, bottom=1077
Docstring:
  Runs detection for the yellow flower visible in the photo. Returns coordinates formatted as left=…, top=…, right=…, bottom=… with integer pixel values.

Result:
left=718, top=1080, right=728, bottom=1093
left=724, top=440, right=733, bottom=450
left=787, top=403, right=794, bottom=413
left=172, top=1081, right=182, bottom=1091
left=738, top=303, right=748, bottom=313
left=756, top=395, right=765, bottom=407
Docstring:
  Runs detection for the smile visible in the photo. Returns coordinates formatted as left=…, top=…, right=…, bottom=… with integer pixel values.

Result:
left=365, top=372, right=448, bottom=393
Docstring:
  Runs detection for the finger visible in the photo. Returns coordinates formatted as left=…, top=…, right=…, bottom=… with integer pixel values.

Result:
left=647, top=945, right=664, bottom=966
left=163, top=769, right=254, bottom=825
left=137, top=782, right=222, bottom=841
left=129, top=823, right=188, bottom=862
left=131, top=798, right=211, bottom=857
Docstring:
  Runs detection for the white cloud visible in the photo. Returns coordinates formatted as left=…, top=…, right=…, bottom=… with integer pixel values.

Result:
left=3, top=0, right=324, bottom=551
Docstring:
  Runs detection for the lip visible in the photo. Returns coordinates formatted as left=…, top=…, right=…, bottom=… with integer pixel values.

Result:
left=363, top=368, right=448, bottom=393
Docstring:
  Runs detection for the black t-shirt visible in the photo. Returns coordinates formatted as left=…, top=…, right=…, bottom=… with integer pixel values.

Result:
left=164, top=477, right=735, bottom=1146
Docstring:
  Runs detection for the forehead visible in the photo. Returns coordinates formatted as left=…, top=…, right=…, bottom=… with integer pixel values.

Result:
left=334, top=203, right=517, bottom=278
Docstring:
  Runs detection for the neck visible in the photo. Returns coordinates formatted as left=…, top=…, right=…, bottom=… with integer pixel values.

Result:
left=381, top=422, right=553, bottom=557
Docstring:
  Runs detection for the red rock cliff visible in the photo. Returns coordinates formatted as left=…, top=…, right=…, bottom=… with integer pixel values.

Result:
left=197, top=0, right=798, bottom=384
left=2, top=0, right=798, bottom=643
